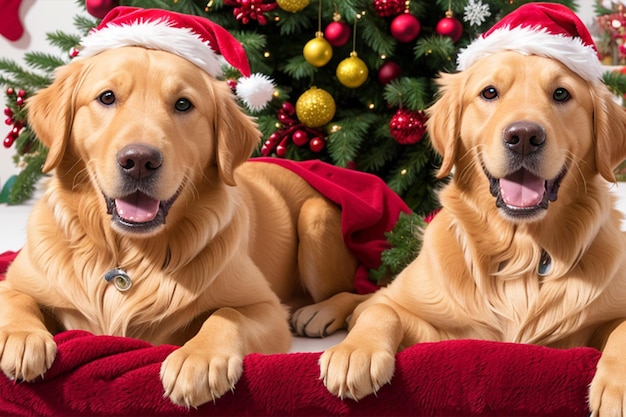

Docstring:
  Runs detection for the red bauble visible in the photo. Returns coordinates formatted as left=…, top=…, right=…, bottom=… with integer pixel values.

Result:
left=377, top=61, right=402, bottom=85
left=373, top=0, right=404, bottom=17
left=390, top=13, right=421, bottom=43
left=86, top=0, right=119, bottom=19
left=309, top=137, right=325, bottom=152
left=324, top=21, right=351, bottom=47
left=292, top=129, right=309, bottom=146
left=436, top=15, right=463, bottom=43
left=389, top=109, right=427, bottom=145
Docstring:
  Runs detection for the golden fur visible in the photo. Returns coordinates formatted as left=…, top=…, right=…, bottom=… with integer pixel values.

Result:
left=320, top=52, right=626, bottom=416
left=0, top=46, right=364, bottom=408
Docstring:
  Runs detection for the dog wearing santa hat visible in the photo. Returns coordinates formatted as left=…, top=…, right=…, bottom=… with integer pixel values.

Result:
left=320, top=3, right=626, bottom=416
left=0, top=6, right=378, bottom=408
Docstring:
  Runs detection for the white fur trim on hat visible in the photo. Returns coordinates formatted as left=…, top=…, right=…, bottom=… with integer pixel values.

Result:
left=457, top=26, right=605, bottom=82
left=76, top=20, right=226, bottom=78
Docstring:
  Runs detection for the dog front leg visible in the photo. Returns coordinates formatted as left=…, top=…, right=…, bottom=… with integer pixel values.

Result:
left=319, top=302, right=404, bottom=400
left=0, top=285, right=57, bottom=382
left=589, top=319, right=626, bottom=417
left=160, top=302, right=290, bottom=408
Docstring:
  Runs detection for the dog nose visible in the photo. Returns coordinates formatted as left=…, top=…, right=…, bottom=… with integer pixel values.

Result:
left=503, top=121, right=546, bottom=156
left=117, top=144, right=163, bottom=180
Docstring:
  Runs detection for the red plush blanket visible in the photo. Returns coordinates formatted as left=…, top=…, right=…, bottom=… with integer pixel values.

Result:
left=0, top=327, right=599, bottom=417
left=0, top=158, right=600, bottom=416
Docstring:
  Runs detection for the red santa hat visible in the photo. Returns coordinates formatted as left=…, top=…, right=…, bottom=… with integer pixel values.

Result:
left=75, top=6, right=274, bottom=111
left=457, top=2, right=605, bottom=83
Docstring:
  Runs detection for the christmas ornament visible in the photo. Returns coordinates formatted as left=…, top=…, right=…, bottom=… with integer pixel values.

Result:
left=377, top=61, right=402, bottom=85
left=303, top=32, right=333, bottom=67
left=373, top=0, right=405, bottom=18
left=390, top=13, right=421, bottom=43
left=389, top=108, right=427, bottom=145
left=276, top=0, right=309, bottom=13
left=457, top=3, right=604, bottom=83
left=85, top=0, right=120, bottom=19
left=261, top=102, right=326, bottom=156
left=224, top=0, right=278, bottom=25
left=436, top=12, right=463, bottom=43
left=295, top=87, right=336, bottom=128
left=75, top=7, right=275, bottom=111
left=0, top=0, right=24, bottom=41
left=463, top=0, right=491, bottom=27
left=309, top=137, right=325, bottom=153
left=336, top=52, right=369, bottom=88
left=3, top=88, right=26, bottom=149
left=324, top=21, right=351, bottom=47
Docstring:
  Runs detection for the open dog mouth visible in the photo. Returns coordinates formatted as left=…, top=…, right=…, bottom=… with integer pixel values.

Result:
left=105, top=190, right=181, bottom=233
left=485, top=166, right=566, bottom=220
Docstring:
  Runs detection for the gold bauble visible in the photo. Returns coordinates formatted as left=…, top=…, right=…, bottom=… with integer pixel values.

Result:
left=336, top=53, right=369, bottom=88
left=303, top=33, right=333, bottom=67
left=276, top=0, right=310, bottom=13
left=295, top=87, right=336, bottom=128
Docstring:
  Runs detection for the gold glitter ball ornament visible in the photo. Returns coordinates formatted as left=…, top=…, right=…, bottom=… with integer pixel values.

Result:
left=295, top=87, right=336, bottom=128
left=336, top=53, right=369, bottom=88
left=303, top=33, right=333, bottom=67
left=276, top=0, right=310, bottom=13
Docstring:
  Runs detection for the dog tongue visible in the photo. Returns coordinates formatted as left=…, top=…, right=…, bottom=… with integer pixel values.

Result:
left=499, top=169, right=545, bottom=208
left=115, top=192, right=160, bottom=223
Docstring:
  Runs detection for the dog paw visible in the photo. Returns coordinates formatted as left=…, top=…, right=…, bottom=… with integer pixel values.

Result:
left=160, top=346, right=243, bottom=408
left=291, top=304, right=345, bottom=337
left=0, top=329, right=57, bottom=382
left=319, top=341, right=395, bottom=401
left=589, top=356, right=626, bottom=417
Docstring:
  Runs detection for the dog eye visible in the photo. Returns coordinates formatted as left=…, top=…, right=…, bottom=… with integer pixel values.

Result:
left=98, top=90, right=116, bottom=106
left=481, top=86, right=498, bottom=100
left=174, top=98, right=193, bottom=112
left=553, top=88, right=570, bottom=102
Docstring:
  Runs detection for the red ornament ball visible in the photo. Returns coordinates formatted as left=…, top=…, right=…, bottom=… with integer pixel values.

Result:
left=390, top=13, right=421, bottom=43
left=389, top=109, right=427, bottom=145
left=309, top=137, right=325, bottom=153
left=324, top=21, right=351, bottom=47
left=436, top=15, right=463, bottom=43
left=377, top=61, right=402, bottom=85
left=292, top=129, right=309, bottom=146
left=373, top=0, right=405, bottom=17
left=86, top=0, right=119, bottom=19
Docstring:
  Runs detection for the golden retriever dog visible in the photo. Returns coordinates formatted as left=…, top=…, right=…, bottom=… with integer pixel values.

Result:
left=319, top=50, right=626, bottom=415
left=0, top=46, right=363, bottom=407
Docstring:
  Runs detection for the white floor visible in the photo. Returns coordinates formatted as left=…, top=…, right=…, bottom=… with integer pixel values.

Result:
left=3, top=182, right=626, bottom=353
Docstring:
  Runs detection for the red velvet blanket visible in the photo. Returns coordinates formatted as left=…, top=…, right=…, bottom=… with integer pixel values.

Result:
left=0, top=327, right=599, bottom=417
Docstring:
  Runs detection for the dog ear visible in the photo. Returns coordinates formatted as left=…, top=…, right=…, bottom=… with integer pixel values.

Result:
left=592, top=84, right=626, bottom=182
left=26, top=62, right=84, bottom=173
left=426, top=72, right=463, bottom=179
left=213, top=84, right=261, bottom=186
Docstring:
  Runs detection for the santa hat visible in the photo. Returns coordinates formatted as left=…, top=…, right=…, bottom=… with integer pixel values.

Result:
left=75, top=6, right=274, bottom=111
left=457, top=3, right=605, bottom=83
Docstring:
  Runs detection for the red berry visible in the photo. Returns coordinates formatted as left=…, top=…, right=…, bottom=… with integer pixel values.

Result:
left=6, top=87, right=14, bottom=96
left=3, top=136, right=15, bottom=148
left=17, top=89, right=25, bottom=98
left=309, top=137, right=325, bottom=152
left=292, top=130, right=309, bottom=146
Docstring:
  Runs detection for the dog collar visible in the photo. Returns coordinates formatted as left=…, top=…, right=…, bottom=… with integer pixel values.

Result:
left=104, top=268, right=133, bottom=292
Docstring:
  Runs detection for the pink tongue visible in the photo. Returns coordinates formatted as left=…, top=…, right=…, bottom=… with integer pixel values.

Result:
left=499, top=170, right=545, bottom=208
left=115, top=193, right=160, bottom=223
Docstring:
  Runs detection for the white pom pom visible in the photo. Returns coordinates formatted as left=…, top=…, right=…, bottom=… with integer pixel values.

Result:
left=235, top=73, right=275, bottom=111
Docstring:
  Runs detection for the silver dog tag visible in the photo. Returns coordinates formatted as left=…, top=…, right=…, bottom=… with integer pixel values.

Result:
left=104, top=268, right=133, bottom=292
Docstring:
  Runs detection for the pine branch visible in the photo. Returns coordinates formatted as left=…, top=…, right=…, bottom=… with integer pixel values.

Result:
left=384, top=77, right=431, bottom=110
left=23, top=52, right=68, bottom=74
left=603, top=70, right=626, bottom=97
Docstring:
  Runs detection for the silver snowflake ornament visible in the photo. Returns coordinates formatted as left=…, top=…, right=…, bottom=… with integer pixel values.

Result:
left=464, top=0, right=491, bottom=27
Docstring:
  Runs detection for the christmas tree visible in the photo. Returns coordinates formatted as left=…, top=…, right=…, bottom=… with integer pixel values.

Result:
left=2, top=0, right=586, bottom=210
